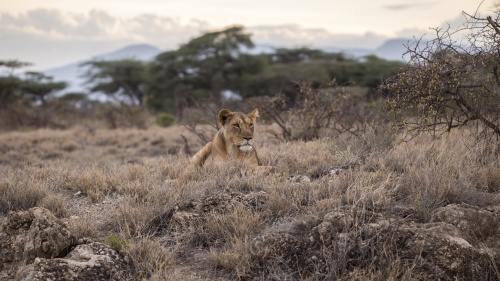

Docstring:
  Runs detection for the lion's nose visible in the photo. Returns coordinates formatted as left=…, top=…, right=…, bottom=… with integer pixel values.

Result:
left=243, top=136, right=252, bottom=141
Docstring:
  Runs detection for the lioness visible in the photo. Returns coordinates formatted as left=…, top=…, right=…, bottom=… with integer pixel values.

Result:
left=169, top=108, right=269, bottom=184
left=191, top=108, right=262, bottom=167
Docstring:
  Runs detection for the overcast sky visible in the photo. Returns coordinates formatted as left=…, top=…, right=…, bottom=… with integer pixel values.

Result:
left=0, top=0, right=494, bottom=70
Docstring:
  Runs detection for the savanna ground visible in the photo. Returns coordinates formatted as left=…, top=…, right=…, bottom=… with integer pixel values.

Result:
left=0, top=121, right=499, bottom=280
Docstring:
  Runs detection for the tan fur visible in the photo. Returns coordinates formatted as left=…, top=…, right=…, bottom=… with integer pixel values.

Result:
left=166, top=108, right=271, bottom=185
left=190, top=108, right=261, bottom=167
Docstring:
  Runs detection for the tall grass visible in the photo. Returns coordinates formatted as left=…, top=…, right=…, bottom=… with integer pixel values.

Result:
left=0, top=125, right=497, bottom=279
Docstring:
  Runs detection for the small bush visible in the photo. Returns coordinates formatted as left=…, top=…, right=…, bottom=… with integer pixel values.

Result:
left=39, top=193, right=68, bottom=218
left=125, top=239, right=175, bottom=280
left=68, top=215, right=98, bottom=239
left=105, top=232, right=127, bottom=254
left=0, top=180, right=47, bottom=214
left=156, top=113, right=176, bottom=127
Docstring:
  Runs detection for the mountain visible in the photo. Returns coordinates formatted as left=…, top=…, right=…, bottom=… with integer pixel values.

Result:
left=374, top=38, right=411, bottom=62
left=45, top=44, right=162, bottom=95
left=44, top=40, right=410, bottom=96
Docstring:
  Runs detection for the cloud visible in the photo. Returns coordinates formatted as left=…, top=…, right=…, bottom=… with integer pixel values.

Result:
left=127, top=15, right=212, bottom=46
left=0, top=9, right=211, bottom=44
left=0, top=9, right=215, bottom=69
left=0, top=8, right=404, bottom=69
left=1, top=8, right=392, bottom=49
left=249, top=25, right=388, bottom=48
left=0, top=9, right=118, bottom=39
left=383, top=2, right=432, bottom=11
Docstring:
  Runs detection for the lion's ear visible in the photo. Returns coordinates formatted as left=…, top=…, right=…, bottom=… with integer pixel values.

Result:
left=218, top=109, right=234, bottom=126
left=247, top=108, right=259, bottom=120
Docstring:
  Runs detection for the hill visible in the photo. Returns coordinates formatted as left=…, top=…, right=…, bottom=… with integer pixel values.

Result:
left=374, top=38, right=411, bottom=61
left=45, top=44, right=161, bottom=95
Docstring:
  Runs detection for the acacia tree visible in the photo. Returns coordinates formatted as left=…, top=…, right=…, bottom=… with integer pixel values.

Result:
left=382, top=10, right=500, bottom=138
left=0, top=60, right=31, bottom=108
left=20, top=72, right=67, bottom=105
left=149, top=26, right=261, bottom=116
left=82, top=59, right=148, bottom=105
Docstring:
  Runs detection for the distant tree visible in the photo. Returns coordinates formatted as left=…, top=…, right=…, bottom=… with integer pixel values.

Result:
left=0, top=60, right=32, bottom=76
left=149, top=25, right=262, bottom=117
left=271, top=48, right=347, bottom=64
left=82, top=59, right=148, bottom=105
left=0, top=61, right=70, bottom=129
left=0, top=60, right=32, bottom=108
left=245, top=49, right=402, bottom=104
left=0, top=76, right=22, bottom=108
left=20, top=72, right=67, bottom=105
left=382, top=11, right=500, bottom=137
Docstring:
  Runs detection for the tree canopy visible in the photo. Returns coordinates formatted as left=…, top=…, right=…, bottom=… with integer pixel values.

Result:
left=82, top=59, right=148, bottom=105
left=382, top=12, right=500, bottom=137
left=0, top=61, right=67, bottom=108
left=148, top=26, right=263, bottom=118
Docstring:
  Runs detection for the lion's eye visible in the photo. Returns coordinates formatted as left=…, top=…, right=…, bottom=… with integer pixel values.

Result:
left=249, top=123, right=254, bottom=127
left=233, top=124, right=240, bottom=128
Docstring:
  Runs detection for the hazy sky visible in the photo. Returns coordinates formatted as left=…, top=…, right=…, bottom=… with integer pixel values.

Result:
left=0, top=0, right=494, bottom=70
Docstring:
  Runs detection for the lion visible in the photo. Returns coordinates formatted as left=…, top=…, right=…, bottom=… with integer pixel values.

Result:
left=172, top=108, right=270, bottom=183
left=190, top=108, right=262, bottom=167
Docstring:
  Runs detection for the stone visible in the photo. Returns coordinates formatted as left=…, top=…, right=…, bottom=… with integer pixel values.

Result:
left=0, top=207, right=130, bottom=281
left=249, top=204, right=500, bottom=280
left=0, top=207, right=76, bottom=272
left=18, top=241, right=130, bottom=281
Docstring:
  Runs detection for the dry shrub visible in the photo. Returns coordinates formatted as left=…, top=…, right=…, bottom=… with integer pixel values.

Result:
left=117, top=163, right=166, bottom=198
left=383, top=133, right=499, bottom=221
left=39, top=193, right=69, bottom=218
left=340, top=255, right=415, bottom=281
left=68, top=215, right=98, bottom=239
left=264, top=182, right=316, bottom=219
left=62, top=164, right=119, bottom=202
left=201, top=206, right=266, bottom=278
left=98, top=104, right=150, bottom=129
left=209, top=238, right=256, bottom=279
left=470, top=161, right=500, bottom=193
left=125, top=238, right=176, bottom=280
left=112, top=199, right=167, bottom=238
left=0, top=175, right=47, bottom=214
left=252, top=82, right=368, bottom=142
left=265, top=139, right=357, bottom=178
left=203, top=205, right=265, bottom=247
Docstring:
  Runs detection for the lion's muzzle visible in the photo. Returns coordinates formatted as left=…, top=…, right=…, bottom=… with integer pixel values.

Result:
left=238, top=139, right=254, bottom=152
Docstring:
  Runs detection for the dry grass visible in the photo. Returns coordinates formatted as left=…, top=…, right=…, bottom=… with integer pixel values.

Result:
left=0, top=124, right=498, bottom=280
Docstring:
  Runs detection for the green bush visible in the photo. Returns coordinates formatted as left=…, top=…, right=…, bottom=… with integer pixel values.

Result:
left=155, top=112, right=176, bottom=127
left=105, top=232, right=127, bottom=254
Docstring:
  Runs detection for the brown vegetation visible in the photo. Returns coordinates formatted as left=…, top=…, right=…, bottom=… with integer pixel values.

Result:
left=0, top=123, right=498, bottom=280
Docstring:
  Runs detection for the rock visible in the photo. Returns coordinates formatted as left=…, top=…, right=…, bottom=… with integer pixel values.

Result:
left=287, top=175, right=311, bottom=183
left=329, top=167, right=347, bottom=176
left=430, top=203, right=500, bottom=249
left=249, top=204, right=500, bottom=280
left=18, top=241, right=130, bottom=281
left=144, top=190, right=269, bottom=235
left=0, top=207, right=76, bottom=272
left=0, top=207, right=130, bottom=281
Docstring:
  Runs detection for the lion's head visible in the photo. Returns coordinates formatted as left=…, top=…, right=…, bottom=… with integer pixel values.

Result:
left=218, top=108, right=259, bottom=152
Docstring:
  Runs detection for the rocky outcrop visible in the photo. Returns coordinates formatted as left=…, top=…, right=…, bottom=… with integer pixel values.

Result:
left=0, top=207, right=76, bottom=276
left=146, top=190, right=269, bottom=235
left=251, top=203, right=500, bottom=280
left=18, top=240, right=130, bottom=281
left=134, top=187, right=500, bottom=280
left=0, top=207, right=130, bottom=281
